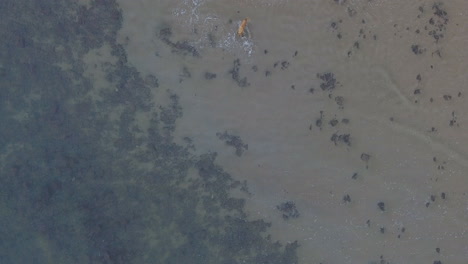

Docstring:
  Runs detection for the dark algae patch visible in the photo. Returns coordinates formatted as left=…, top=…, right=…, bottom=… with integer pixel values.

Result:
left=216, top=131, right=249, bottom=157
left=411, top=44, right=426, bottom=55
left=276, top=201, right=300, bottom=220
left=229, top=58, right=250, bottom=87
left=0, top=1, right=299, bottom=264
left=159, top=27, right=200, bottom=57
left=331, top=132, right=351, bottom=146
left=204, top=71, right=217, bottom=80
left=317, top=72, right=339, bottom=91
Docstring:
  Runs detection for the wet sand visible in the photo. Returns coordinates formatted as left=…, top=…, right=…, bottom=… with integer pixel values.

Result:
left=115, top=0, right=468, bottom=263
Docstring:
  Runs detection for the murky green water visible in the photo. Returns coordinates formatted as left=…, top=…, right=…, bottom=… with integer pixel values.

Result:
left=1, top=1, right=467, bottom=264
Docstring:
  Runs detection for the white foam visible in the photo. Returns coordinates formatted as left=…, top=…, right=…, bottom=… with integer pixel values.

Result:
left=171, top=0, right=256, bottom=57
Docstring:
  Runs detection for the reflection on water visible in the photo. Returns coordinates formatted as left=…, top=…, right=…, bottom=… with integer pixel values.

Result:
left=1, top=0, right=468, bottom=263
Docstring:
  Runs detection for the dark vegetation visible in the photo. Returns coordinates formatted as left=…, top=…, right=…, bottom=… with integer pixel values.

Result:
left=276, top=201, right=300, bottom=220
left=204, top=72, right=217, bottom=80
left=229, top=59, right=250, bottom=87
left=159, top=27, right=200, bottom=57
left=0, top=1, right=298, bottom=263
left=216, top=131, right=249, bottom=157
left=317, top=72, right=338, bottom=91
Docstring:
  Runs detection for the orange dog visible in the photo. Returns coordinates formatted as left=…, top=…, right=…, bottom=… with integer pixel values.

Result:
left=237, top=18, right=249, bottom=37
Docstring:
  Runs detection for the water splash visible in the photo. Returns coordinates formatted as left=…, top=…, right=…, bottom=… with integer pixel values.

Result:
left=171, top=0, right=255, bottom=57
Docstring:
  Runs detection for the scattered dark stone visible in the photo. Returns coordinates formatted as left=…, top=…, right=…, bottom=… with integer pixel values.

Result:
left=159, top=27, right=172, bottom=39
left=331, top=22, right=337, bottom=29
left=411, top=44, right=425, bottom=55
left=436, top=248, right=440, bottom=253
left=341, top=118, right=349, bottom=124
left=335, top=96, right=344, bottom=107
left=251, top=65, right=258, bottom=72
left=430, top=195, right=436, bottom=202
left=351, top=173, right=358, bottom=179
left=433, top=261, right=442, bottom=264
left=281, top=60, right=290, bottom=70
left=458, top=91, right=462, bottom=97
left=430, top=97, right=434, bottom=102
left=366, top=219, right=371, bottom=227
left=265, top=70, right=271, bottom=77
left=309, top=87, right=315, bottom=93
left=416, top=74, right=421, bottom=81
left=293, top=50, right=298, bottom=57
left=264, top=49, right=268, bottom=54
left=216, top=131, right=248, bottom=156
left=337, top=33, right=342, bottom=39
left=401, top=227, right=406, bottom=233
left=329, top=118, right=339, bottom=127
left=229, top=59, right=250, bottom=87
left=443, top=94, right=452, bottom=100
left=377, top=202, right=385, bottom=211
left=433, top=3, right=448, bottom=21
left=353, top=41, right=359, bottom=49
left=441, top=192, right=446, bottom=199
left=449, top=111, right=457, bottom=127
left=423, top=3, right=449, bottom=43
left=204, top=72, right=217, bottom=80
left=426, top=202, right=430, bottom=207
left=414, top=89, right=421, bottom=95
left=290, top=85, right=295, bottom=90
left=316, top=119, right=322, bottom=128
left=343, top=194, right=351, bottom=203
left=361, top=153, right=371, bottom=162
left=331, top=133, right=350, bottom=146
left=315, top=111, right=324, bottom=130
left=276, top=201, right=300, bottom=220
left=380, top=227, right=385, bottom=234
left=317, top=72, right=338, bottom=91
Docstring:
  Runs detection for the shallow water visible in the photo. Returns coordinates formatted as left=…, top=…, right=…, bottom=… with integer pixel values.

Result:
left=0, top=0, right=466, bottom=263
left=113, top=0, right=467, bottom=263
